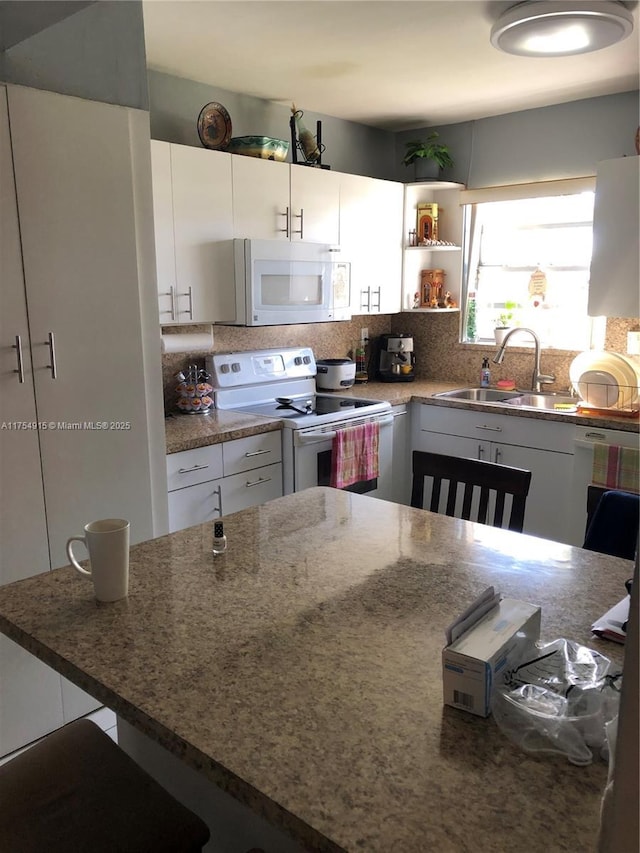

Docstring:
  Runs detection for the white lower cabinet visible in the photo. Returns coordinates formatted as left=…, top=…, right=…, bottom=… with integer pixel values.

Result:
left=412, top=404, right=574, bottom=544
left=167, top=432, right=283, bottom=533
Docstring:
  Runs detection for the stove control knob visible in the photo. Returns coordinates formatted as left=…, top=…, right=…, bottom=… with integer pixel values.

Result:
left=294, top=356, right=303, bottom=365
left=220, top=364, right=230, bottom=374
left=231, top=362, right=241, bottom=372
left=303, top=355, right=312, bottom=364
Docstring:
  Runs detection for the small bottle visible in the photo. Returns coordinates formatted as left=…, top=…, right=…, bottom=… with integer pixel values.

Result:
left=212, top=521, right=227, bottom=556
left=480, top=357, right=491, bottom=388
left=355, top=338, right=368, bottom=383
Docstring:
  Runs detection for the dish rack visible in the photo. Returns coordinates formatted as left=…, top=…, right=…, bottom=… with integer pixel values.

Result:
left=570, top=351, right=640, bottom=418
left=571, top=379, right=640, bottom=418
left=174, top=364, right=214, bottom=415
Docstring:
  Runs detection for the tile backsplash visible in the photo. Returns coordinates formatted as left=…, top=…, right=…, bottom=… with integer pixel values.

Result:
left=160, top=315, right=639, bottom=414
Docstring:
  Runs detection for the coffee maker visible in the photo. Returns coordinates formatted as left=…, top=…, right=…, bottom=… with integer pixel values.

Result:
left=375, top=333, right=416, bottom=382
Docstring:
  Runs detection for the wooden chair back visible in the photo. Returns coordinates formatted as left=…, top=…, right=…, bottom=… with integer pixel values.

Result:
left=411, top=450, right=532, bottom=532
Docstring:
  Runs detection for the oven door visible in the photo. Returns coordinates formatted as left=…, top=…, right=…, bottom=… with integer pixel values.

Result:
left=292, top=413, right=394, bottom=498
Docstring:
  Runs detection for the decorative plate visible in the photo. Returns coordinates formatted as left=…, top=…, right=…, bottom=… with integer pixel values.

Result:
left=197, top=102, right=232, bottom=150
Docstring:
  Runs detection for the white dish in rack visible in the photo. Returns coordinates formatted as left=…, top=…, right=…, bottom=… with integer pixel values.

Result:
left=570, top=351, right=640, bottom=408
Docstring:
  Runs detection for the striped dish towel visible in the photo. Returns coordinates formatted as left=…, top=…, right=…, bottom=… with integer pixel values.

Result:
left=592, top=444, right=640, bottom=494
left=330, top=421, right=379, bottom=489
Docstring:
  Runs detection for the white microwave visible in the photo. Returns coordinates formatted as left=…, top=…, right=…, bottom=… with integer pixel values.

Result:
left=216, top=239, right=351, bottom=326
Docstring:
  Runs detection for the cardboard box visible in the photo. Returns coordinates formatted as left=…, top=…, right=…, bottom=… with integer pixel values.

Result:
left=442, top=597, right=541, bottom=717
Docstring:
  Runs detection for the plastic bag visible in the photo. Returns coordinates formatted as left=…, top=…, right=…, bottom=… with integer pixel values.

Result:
left=491, top=638, right=622, bottom=766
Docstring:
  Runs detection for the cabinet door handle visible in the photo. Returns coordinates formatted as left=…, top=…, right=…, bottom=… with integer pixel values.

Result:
left=244, top=449, right=271, bottom=458
left=278, top=206, right=290, bottom=238
left=477, top=444, right=485, bottom=460
left=494, top=447, right=502, bottom=463
left=372, top=287, right=381, bottom=311
left=176, top=287, right=193, bottom=319
left=13, top=335, right=25, bottom=383
left=292, top=208, right=304, bottom=238
left=213, top=484, right=223, bottom=516
left=45, top=332, right=57, bottom=379
left=475, top=424, right=502, bottom=432
left=177, top=463, right=209, bottom=474
left=245, top=476, right=271, bottom=488
left=360, top=288, right=371, bottom=312
left=159, top=287, right=177, bottom=320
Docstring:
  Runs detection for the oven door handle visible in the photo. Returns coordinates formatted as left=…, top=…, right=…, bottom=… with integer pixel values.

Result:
left=296, top=414, right=394, bottom=444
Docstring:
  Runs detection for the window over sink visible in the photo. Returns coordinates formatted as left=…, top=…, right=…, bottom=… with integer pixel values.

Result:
left=459, top=178, right=605, bottom=351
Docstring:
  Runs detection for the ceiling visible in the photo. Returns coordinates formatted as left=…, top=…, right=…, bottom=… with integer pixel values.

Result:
left=142, top=0, right=640, bottom=131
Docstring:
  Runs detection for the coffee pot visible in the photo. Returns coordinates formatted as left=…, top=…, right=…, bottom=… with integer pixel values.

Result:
left=375, top=333, right=416, bottom=382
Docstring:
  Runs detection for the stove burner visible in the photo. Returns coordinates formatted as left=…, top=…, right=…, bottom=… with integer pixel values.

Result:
left=275, top=397, right=314, bottom=416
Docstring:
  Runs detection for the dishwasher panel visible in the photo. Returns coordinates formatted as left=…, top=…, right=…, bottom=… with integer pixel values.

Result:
left=569, top=426, right=639, bottom=546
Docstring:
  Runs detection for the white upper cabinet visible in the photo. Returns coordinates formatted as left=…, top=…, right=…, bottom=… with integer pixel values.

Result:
left=151, top=141, right=234, bottom=323
left=588, top=156, right=640, bottom=319
left=232, top=156, right=340, bottom=243
left=290, top=164, right=340, bottom=244
left=339, top=172, right=404, bottom=315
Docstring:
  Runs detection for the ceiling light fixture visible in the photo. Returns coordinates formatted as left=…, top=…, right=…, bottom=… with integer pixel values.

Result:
left=491, top=1, right=634, bottom=57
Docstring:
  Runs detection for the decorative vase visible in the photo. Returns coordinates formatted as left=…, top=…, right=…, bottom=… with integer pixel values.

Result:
left=414, top=159, right=440, bottom=181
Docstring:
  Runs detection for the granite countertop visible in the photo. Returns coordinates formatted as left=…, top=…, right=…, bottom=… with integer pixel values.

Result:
left=0, top=488, right=628, bottom=853
left=165, top=408, right=282, bottom=454
left=166, top=380, right=638, bottom=454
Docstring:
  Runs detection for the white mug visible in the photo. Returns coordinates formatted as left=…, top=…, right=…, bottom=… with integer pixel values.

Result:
left=66, top=519, right=130, bottom=602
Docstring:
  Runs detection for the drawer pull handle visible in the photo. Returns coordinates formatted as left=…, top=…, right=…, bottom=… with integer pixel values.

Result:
left=244, top=449, right=271, bottom=458
left=246, top=476, right=271, bottom=488
left=475, top=424, right=503, bottom=432
left=177, top=463, right=209, bottom=474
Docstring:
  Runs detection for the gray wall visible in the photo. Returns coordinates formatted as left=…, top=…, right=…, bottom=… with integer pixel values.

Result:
left=147, top=70, right=396, bottom=179
left=0, top=0, right=148, bottom=109
left=395, top=90, right=639, bottom=187
left=149, top=70, right=638, bottom=186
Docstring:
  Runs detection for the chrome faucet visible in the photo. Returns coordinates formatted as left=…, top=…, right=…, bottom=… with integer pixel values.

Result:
left=492, top=328, right=555, bottom=393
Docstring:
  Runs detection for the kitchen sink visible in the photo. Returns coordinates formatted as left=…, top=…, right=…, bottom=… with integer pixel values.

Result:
left=434, top=387, right=580, bottom=413
left=504, top=393, right=579, bottom=411
left=434, top=387, right=522, bottom=403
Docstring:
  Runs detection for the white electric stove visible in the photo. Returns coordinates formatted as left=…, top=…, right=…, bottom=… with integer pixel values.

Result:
left=206, top=347, right=393, bottom=497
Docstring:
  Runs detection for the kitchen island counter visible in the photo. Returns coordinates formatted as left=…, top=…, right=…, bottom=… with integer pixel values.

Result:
left=0, top=488, right=628, bottom=853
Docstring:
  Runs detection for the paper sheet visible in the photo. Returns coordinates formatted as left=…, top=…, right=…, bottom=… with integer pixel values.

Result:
left=591, top=595, right=629, bottom=644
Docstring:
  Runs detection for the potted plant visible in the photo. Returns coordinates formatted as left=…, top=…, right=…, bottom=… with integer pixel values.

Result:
left=494, top=302, right=519, bottom=344
left=403, top=132, right=454, bottom=180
